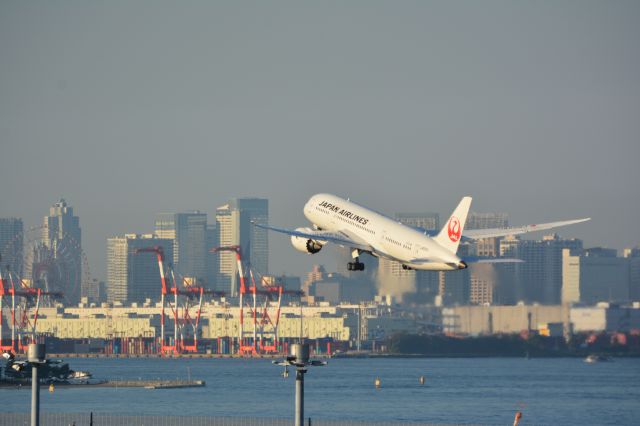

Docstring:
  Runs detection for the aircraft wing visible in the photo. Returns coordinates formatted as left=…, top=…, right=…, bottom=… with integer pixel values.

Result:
left=462, top=218, right=590, bottom=240
left=253, top=223, right=373, bottom=251
left=461, top=256, right=524, bottom=264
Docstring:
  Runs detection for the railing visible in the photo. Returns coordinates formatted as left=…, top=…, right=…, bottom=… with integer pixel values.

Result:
left=0, top=413, right=465, bottom=426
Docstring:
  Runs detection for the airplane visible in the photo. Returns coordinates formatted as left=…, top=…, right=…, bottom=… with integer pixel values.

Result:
left=254, top=193, right=590, bottom=272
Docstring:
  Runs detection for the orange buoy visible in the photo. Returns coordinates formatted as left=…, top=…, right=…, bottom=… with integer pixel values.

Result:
left=513, top=411, right=523, bottom=426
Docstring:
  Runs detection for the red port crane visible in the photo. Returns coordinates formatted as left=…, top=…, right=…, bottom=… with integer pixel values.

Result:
left=210, top=246, right=303, bottom=355
left=249, top=270, right=304, bottom=353
left=0, top=262, right=62, bottom=353
left=135, top=246, right=223, bottom=355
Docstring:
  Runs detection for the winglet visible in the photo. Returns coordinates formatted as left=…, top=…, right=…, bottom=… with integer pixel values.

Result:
left=433, top=197, right=472, bottom=254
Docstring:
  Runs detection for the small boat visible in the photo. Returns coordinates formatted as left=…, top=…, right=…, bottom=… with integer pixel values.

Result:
left=584, top=355, right=612, bottom=363
left=69, top=370, right=92, bottom=379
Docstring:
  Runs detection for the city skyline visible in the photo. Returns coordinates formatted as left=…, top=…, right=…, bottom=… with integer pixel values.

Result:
left=0, top=194, right=624, bottom=284
left=1, top=2, right=638, bottom=281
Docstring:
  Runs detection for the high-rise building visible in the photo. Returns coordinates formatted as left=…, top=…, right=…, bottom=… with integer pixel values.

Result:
left=155, top=212, right=208, bottom=283
left=470, top=273, right=493, bottom=305
left=466, top=212, right=509, bottom=231
left=501, top=234, right=583, bottom=304
left=438, top=270, right=471, bottom=305
left=563, top=248, right=630, bottom=304
left=0, top=218, right=23, bottom=276
left=466, top=212, right=508, bottom=257
left=466, top=212, right=509, bottom=304
left=378, top=212, right=439, bottom=303
left=438, top=243, right=472, bottom=305
left=154, top=213, right=176, bottom=240
left=38, top=199, right=82, bottom=304
left=206, top=223, right=218, bottom=288
left=395, top=212, right=440, bottom=233
left=624, top=247, right=640, bottom=301
left=215, top=198, right=268, bottom=295
left=303, top=264, right=327, bottom=297
left=107, top=234, right=173, bottom=304
left=82, top=279, right=106, bottom=304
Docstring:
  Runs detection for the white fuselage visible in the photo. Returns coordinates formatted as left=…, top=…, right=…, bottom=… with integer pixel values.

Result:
left=303, top=194, right=464, bottom=271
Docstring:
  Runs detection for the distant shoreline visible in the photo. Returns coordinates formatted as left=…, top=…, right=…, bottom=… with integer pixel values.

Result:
left=24, top=352, right=640, bottom=359
left=335, top=352, right=640, bottom=359
left=42, top=353, right=289, bottom=359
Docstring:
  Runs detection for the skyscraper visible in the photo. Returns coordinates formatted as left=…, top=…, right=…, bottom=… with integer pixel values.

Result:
left=563, top=248, right=630, bottom=304
left=438, top=269, right=471, bottom=305
left=624, top=247, right=640, bottom=301
left=82, top=279, right=106, bottom=304
left=395, top=212, right=440, bottom=233
left=501, top=234, right=583, bottom=304
left=466, top=212, right=509, bottom=231
left=0, top=218, right=23, bottom=277
left=466, top=212, right=509, bottom=305
left=154, top=213, right=176, bottom=240
left=155, top=212, right=208, bottom=282
left=107, top=234, right=173, bottom=303
left=206, top=223, right=218, bottom=287
left=466, top=212, right=508, bottom=257
left=215, top=198, right=268, bottom=295
left=438, top=243, right=472, bottom=305
left=38, top=199, right=82, bottom=304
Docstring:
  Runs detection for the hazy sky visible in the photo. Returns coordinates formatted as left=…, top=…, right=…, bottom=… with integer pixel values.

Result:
left=1, top=1, right=639, bottom=281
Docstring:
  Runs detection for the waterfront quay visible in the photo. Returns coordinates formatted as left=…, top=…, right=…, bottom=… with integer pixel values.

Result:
left=0, top=378, right=205, bottom=389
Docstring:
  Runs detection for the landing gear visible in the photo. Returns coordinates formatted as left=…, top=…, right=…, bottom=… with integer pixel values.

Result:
left=348, top=258, right=365, bottom=271
left=402, top=264, right=413, bottom=271
left=348, top=249, right=365, bottom=271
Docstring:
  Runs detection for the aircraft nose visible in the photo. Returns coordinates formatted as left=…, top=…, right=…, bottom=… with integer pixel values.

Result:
left=303, top=198, right=314, bottom=217
left=458, top=261, right=468, bottom=270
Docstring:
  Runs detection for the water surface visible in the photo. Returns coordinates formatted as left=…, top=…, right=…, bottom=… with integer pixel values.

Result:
left=2, top=357, right=639, bottom=425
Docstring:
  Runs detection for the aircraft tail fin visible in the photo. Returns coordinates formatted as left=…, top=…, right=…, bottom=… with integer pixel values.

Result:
left=434, top=196, right=472, bottom=254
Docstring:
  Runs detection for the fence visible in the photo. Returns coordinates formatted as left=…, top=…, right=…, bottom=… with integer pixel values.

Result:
left=0, top=413, right=463, bottom=426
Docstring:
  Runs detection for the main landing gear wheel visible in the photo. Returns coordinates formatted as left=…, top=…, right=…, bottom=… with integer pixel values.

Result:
left=347, top=258, right=365, bottom=271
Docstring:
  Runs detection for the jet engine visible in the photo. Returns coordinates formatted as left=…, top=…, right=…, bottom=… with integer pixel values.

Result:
left=291, top=228, right=324, bottom=254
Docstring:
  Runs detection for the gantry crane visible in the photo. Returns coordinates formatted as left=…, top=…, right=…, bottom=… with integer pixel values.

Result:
left=210, top=246, right=303, bottom=355
left=248, top=270, right=304, bottom=353
left=0, top=257, right=62, bottom=353
left=134, top=246, right=223, bottom=355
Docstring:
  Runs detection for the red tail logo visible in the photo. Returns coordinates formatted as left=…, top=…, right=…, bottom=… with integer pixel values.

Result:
left=447, top=216, right=461, bottom=243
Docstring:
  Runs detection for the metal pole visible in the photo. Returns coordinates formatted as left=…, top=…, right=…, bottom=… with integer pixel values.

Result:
left=12, top=289, right=16, bottom=350
left=274, top=343, right=323, bottom=426
left=295, top=369, right=304, bottom=426
left=31, top=362, right=40, bottom=426
left=0, top=290, right=3, bottom=349
left=28, top=343, right=45, bottom=426
left=357, top=304, right=361, bottom=351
